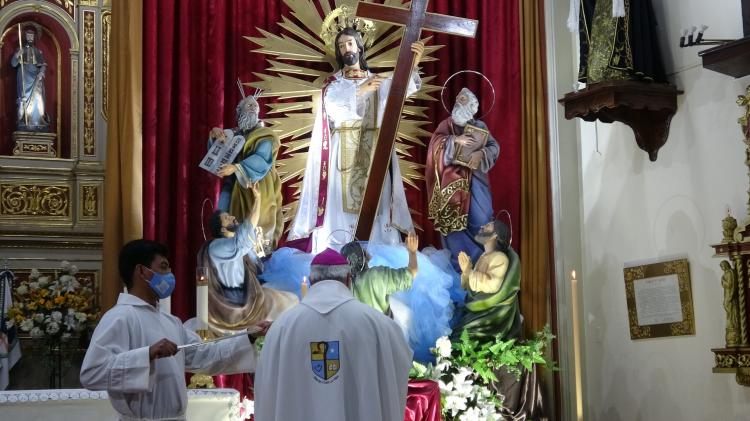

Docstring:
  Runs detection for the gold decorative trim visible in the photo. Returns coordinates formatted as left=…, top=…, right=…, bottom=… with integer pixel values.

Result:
left=83, top=11, right=95, bottom=156
left=1, top=230, right=103, bottom=238
left=101, top=11, right=110, bottom=121
left=0, top=240, right=102, bottom=249
left=71, top=55, right=78, bottom=156
left=79, top=0, right=98, bottom=5
left=0, top=3, right=79, bottom=51
left=80, top=184, right=99, bottom=218
left=623, top=258, right=696, bottom=340
left=737, top=367, right=750, bottom=386
left=21, top=143, right=51, bottom=153
left=427, top=162, right=470, bottom=235
left=0, top=1, right=76, bottom=17
left=11, top=132, right=57, bottom=157
left=0, top=183, right=70, bottom=217
left=716, top=353, right=737, bottom=369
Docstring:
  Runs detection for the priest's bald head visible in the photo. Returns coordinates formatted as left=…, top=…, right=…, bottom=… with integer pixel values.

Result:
left=309, top=248, right=352, bottom=287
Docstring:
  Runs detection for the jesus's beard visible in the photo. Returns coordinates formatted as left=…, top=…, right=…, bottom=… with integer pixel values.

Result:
left=451, top=102, right=475, bottom=127
left=238, top=112, right=258, bottom=132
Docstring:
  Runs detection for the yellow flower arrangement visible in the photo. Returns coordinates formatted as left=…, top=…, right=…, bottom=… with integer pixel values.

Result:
left=6, top=261, right=100, bottom=341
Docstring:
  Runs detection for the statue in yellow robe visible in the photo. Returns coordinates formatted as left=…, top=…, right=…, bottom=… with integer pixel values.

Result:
left=209, top=96, right=284, bottom=249
left=454, top=220, right=521, bottom=342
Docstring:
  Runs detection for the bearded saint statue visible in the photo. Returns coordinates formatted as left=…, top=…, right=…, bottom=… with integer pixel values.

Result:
left=11, top=25, right=49, bottom=131
left=425, top=87, right=500, bottom=271
left=199, top=185, right=298, bottom=336
left=208, top=95, right=284, bottom=248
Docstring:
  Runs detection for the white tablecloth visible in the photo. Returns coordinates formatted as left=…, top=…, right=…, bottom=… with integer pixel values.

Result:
left=0, top=388, right=243, bottom=420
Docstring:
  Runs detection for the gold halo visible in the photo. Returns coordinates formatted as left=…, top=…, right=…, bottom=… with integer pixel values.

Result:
left=320, top=5, right=376, bottom=55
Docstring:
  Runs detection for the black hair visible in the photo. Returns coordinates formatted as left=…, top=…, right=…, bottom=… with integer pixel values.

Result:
left=118, top=239, right=169, bottom=290
left=209, top=210, right=224, bottom=239
left=341, top=241, right=366, bottom=278
left=493, top=220, right=511, bottom=253
left=334, top=28, right=368, bottom=71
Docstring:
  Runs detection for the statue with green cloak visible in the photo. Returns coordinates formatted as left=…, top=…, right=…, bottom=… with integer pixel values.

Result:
left=453, top=219, right=545, bottom=418
left=453, top=219, right=522, bottom=342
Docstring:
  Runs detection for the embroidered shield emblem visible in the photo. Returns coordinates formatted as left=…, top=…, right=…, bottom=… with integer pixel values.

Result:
left=310, top=341, right=340, bottom=381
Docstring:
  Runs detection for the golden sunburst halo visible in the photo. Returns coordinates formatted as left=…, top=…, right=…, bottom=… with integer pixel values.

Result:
left=247, top=0, right=442, bottom=227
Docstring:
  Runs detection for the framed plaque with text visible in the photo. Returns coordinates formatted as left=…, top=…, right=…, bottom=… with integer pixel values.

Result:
left=623, top=257, right=695, bottom=340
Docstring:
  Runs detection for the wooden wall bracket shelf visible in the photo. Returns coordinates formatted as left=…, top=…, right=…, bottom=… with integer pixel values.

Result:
left=700, top=37, right=750, bottom=78
left=558, top=80, right=682, bottom=161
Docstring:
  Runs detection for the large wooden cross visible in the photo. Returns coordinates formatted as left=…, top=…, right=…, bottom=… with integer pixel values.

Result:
left=354, top=0, right=478, bottom=240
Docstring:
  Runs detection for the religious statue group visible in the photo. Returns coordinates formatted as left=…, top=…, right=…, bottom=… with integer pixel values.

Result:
left=78, top=5, right=541, bottom=420
left=201, top=13, right=520, bottom=355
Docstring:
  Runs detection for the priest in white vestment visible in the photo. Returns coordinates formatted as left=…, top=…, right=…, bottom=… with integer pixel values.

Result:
left=254, top=248, right=413, bottom=421
left=80, top=240, right=269, bottom=421
left=288, top=27, right=424, bottom=252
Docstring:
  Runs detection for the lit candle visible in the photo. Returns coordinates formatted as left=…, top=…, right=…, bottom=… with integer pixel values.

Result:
left=571, top=270, right=583, bottom=421
left=196, top=267, right=209, bottom=330
left=301, top=276, right=308, bottom=298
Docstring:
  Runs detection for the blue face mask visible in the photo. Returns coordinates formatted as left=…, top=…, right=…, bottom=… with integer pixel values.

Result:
left=144, top=267, right=176, bottom=299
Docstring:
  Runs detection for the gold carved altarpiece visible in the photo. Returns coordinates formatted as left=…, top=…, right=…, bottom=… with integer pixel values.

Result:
left=710, top=85, right=750, bottom=387
left=0, top=0, right=110, bottom=282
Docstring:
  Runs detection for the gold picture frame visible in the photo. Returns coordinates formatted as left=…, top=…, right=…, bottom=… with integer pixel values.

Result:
left=623, top=258, right=695, bottom=340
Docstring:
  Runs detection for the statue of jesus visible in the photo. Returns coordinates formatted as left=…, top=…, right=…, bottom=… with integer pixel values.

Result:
left=287, top=21, right=424, bottom=253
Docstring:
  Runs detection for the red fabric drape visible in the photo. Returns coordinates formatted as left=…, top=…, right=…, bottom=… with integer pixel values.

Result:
left=404, top=380, right=443, bottom=421
left=142, top=0, right=520, bottom=323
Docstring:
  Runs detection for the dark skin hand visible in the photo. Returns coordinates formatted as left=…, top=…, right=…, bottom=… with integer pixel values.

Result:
left=149, top=338, right=178, bottom=361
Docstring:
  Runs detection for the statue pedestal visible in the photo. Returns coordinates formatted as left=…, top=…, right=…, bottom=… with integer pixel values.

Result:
left=12, top=131, right=57, bottom=158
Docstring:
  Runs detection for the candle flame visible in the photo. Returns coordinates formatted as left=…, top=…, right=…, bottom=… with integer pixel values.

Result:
left=571, top=270, right=576, bottom=279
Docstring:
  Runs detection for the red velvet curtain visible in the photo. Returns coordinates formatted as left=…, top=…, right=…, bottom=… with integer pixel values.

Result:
left=142, top=0, right=520, bottom=321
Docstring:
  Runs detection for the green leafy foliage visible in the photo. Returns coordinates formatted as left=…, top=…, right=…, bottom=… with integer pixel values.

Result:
left=453, top=325, right=556, bottom=383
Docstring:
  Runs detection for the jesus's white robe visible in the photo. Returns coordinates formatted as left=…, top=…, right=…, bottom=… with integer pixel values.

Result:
left=80, top=293, right=257, bottom=420
left=254, top=279, right=412, bottom=421
left=288, top=70, right=420, bottom=253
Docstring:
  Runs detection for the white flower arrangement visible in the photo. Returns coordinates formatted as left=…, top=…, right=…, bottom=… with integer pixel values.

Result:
left=6, top=261, right=98, bottom=342
left=413, top=335, right=504, bottom=421
left=411, top=327, right=555, bottom=421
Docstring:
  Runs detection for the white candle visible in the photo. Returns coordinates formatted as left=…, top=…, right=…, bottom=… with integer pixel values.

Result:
left=571, top=270, right=583, bottom=421
left=196, top=267, right=209, bottom=330
left=159, top=296, right=171, bottom=314
left=301, top=276, right=308, bottom=298
left=197, top=285, right=208, bottom=330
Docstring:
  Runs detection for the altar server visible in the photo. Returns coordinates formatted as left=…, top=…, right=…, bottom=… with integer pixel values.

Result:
left=254, top=248, right=412, bottom=421
left=80, top=239, right=268, bottom=421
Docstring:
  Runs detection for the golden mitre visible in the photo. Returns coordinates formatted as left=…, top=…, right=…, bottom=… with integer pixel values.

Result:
left=320, top=4, right=377, bottom=55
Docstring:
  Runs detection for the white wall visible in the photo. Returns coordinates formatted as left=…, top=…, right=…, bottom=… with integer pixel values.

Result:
left=574, top=0, right=750, bottom=420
